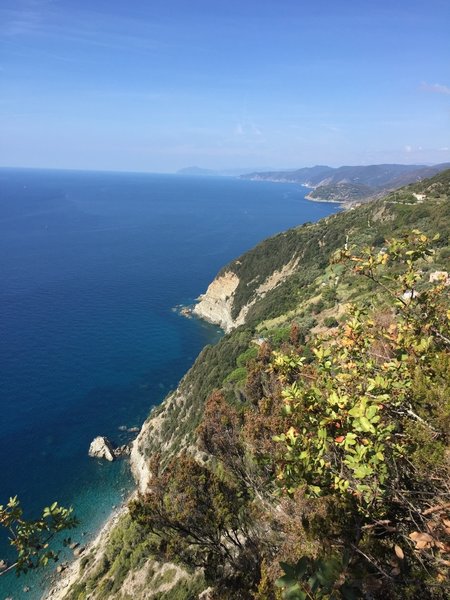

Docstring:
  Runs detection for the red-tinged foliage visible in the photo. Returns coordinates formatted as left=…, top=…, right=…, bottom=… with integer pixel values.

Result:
left=129, top=452, right=263, bottom=592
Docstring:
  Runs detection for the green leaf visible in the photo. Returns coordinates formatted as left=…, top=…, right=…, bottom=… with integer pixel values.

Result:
left=276, top=574, right=296, bottom=588
left=365, top=405, right=378, bottom=420
left=359, top=416, right=375, bottom=433
left=284, top=585, right=307, bottom=600
left=348, top=404, right=363, bottom=418
left=294, top=556, right=310, bottom=578
left=279, top=561, right=296, bottom=576
left=318, top=427, right=327, bottom=440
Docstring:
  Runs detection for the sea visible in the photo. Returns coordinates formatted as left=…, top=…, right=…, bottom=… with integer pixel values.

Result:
left=0, top=168, right=339, bottom=598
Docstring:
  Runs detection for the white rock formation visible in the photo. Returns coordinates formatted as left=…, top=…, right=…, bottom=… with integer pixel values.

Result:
left=193, top=271, right=240, bottom=332
left=193, top=259, right=299, bottom=332
left=130, top=420, right=153, bottom=493
left=88, top=436, right=115, bottom=461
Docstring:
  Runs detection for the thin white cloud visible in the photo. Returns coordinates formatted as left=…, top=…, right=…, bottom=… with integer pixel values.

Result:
left=1, top=4, right=174, bottom=55
left=420, top=82, right=450, bottom=96
left=320, top=123, right=342, bottom=134
left=1, top=8, right=42, bottom=36
left=233, top=120, right=264, bottom=139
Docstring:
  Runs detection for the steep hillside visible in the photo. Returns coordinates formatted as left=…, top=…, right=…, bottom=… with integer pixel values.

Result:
left=196, top=169, right=450, bottom=335
left=51, top=169, right=450, bottom=600
left=242, top=163, right=450, bottom=204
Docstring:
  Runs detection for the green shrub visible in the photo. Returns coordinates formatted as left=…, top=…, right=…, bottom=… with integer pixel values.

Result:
left=236, top=346, right=258, bottom=368
left=323, top=316, right=339, bottom=328
left=321, top=286, right=338, bottom=305
left=224, top=366, right=247, bottom=384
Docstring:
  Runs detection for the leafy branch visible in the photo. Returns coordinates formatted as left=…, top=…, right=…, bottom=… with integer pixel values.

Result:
left=0, top=496, right=78, bottom=576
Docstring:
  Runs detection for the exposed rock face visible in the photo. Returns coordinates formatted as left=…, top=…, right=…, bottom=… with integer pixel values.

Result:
left=120, top=559, right=192, bottom=598
left=193, top=259, right=299, bottom=332
left=88, top=436, right=115, bottom=461
left=193, top=271, right=240, bottom=332
left=130, top=387, right=195, bottom=493
left=130, top=420, right=154, bottom=493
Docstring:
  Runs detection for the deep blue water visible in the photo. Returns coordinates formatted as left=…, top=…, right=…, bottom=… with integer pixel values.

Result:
left=0, top=168, right=339, bottom=597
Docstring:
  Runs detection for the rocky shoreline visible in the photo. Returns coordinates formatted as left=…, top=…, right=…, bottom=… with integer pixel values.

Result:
left=43, top=429, right=142, bottom=599
left=44, top=503, right=131, bottom=600
left=304, top=192, right=344, bottom=204
left=44, top=386, right=200, bottom=598
left=244, top=176, right=352, bottom=208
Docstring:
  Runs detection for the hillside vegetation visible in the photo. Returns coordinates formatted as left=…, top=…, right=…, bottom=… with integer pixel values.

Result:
left=62, top=169, right=450, bottom=599
left=306, top=182, right=372, bottom=202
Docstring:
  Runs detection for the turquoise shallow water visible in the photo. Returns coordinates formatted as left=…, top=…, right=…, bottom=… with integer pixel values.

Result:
left=0, top=169, right=339, bottom=598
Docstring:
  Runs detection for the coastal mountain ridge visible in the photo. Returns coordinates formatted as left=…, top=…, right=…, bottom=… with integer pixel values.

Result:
left=48, top=169, right=450, bottom=600
left=241, top=162, right=450, bottom=203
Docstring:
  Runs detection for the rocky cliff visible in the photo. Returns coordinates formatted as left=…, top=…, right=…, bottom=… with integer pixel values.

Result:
left=193, top=271, right=240, bottom=331
left=130, top=385, right=204, bottom=493
left=193, top=257, right=299, bottom=332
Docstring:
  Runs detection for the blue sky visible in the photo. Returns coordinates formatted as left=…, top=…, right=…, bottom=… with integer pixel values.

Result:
left=1, top=0, right=449, bottom=172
